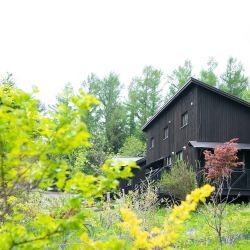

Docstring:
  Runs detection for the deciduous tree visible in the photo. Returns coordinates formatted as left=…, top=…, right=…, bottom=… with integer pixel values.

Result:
left=0, top=84, right=136, bottom=249
left=119, top=136, right=146, bottom=157
left=82, top=72, right=128, bottom=153
left=202, top=139, right=242, bottom=250
left=199, top=57, right=218, bottom=86
left=127, top=66, right=162, bottom=139
left=167, top=60, right=192, bottom=98
left=0, top=72, right=16, bottom=87
left=219, top=57, right=249, bottom=98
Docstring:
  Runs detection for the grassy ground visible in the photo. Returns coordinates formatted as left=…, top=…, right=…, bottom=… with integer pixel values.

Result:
left=52, top=204, right=250, bottom=249
left=177, top=204, right=250, bottom=249
left=28, top=192, right=250, bottom=249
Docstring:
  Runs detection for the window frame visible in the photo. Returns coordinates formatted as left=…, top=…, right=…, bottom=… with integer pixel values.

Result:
left=149, top=137, right=155, bottom=149
left=163, top=126, right=169, bottom=140
left=166, top=155, right=172, bottom=167
left=181, top=111, right=188, bottom=128
left=176, top=151, right=183, bottom=161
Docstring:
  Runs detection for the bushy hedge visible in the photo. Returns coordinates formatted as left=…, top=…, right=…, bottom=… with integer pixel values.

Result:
left=158, top=160, right=196, bottom=200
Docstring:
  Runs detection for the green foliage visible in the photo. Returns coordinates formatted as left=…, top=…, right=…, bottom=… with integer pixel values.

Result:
left=180, top=204, right=250, bottom=249
left=84, top=133, right=108, bottom=174
left=0, top=72, right=16, bottom=87
left=166, top=57, right=250, bottom=102
left=81, top=192, right=250, bottom=249
left=199, top=57, right=218, bottom=86
left=119, top=136, right=146, bottom=157
left=127, top=65, right=162, bottom=139
left=0, top=84, right=136, bottom=249
left=241, top=87, right=250, bottom=102
left=82, top=72, right=129, bottom=153
left=1, top=58, right=250, bottom=249
left=106, top=104, right=129, bottom=153
left=167, top=59, right=192, bottom=98
left=53, top=83, right=105, bottom=174
left=219, top=57, right=249, bottom=98
left=158, top=161, right=196, bottom=200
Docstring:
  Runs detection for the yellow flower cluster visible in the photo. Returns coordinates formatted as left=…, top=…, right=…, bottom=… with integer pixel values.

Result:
left=81, top=184, right=214, bottom=250
left=169, top=184, right=214, bottom=224
left=120, top=184, right=214, bottom=250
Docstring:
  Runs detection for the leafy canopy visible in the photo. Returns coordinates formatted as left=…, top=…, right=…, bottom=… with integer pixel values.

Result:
left=0, top=84, right=136, bottom=249
left=219, top=57, right=249, bottom=97
left=119, top=136, right=146, bottom=157
left=167, top=60, right=192, bottom=98
left=199, top=57, right=218, bottom=87
left=127, top=66, right=162, bottom=139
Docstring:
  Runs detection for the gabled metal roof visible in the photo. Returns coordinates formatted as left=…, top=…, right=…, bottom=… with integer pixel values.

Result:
left=189, top=141, right=250, bottom=150
left=111, top=157, right=144, bottom=165
left=142, top=77, right=250, bottom=131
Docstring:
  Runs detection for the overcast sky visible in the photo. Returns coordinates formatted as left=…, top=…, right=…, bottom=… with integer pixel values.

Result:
left=0, top=0, right=249, bottom=104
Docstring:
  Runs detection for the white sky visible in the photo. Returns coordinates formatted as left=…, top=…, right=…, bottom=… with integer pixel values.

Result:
left=0, top=0, right=250, bottom=104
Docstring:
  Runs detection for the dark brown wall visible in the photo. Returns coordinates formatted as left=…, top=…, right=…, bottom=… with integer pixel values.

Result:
left=142, top=83, right=250, bottom=194
left=197, top=87, right=250, bottom=143
left=144, top=86, right=198, bottom=165
left=144, top=83, right=250, bottom=167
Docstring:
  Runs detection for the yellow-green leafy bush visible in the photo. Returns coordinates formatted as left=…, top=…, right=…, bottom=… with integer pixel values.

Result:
left=0, top=85, right=136, bottom=249
left=158, top=160, right=196, bottom=200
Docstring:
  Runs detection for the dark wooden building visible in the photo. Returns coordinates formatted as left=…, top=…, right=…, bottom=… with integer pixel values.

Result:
left=125, top=78, right=250, bottom=197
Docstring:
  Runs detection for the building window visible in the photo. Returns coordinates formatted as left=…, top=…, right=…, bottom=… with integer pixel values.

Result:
left=163, top=126, right=169, bottom=139
left=166, top=155, right=172, bottom=167
left=176, top=151, right=183, bottom=161
left=150, top=137, right=155, bottom=149
left=237, top=151, right=245, bottom=169
left=181, top=111, right=188, bottom=127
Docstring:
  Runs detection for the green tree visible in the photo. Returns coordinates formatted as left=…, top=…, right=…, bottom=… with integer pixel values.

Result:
left=119, top=136, right=146, bottom=157
left=55, top=82, right=74, bottom=106
left=82, top=72, right=128, bottom=153
left=127, top=66, right=162, bottom=139
left=167, top=60, right=192, bottom=98
left=219, top=57, right=249, bottom=97
left=83, top=132, right=108, bottom=174
left=199, top=58, right=218, bottom=86
left=54, top=84, right=107, bottom=174
left=82, top=73, right=105, bottom=134
left=0, top=84, right=136, bottom=249
left=241, top=88, right=250, bottom=102
left=0, top=72, right=16, bottom=87
left=106, top=104, right=129, bottom=153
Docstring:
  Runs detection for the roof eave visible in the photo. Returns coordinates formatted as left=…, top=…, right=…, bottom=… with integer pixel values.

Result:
left=142, top=77, right=194, bottom=131
left=142, top=77, right=250, bottom=131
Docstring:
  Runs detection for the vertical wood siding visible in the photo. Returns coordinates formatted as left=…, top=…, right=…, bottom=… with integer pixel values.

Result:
left=144, top=84, right=250, bottom=167
left=142, top=82, right=250, bottom=194
left=145, top=86, right=198, bottom=165
left=197, top=87, right=250, bottom=143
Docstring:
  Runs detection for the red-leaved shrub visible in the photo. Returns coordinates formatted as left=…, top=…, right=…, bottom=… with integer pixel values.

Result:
left=203, top=138, right=243, bottom=180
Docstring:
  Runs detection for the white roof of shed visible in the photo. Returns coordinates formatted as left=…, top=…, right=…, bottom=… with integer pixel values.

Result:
left=111, top=157, right=144, bottom=165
